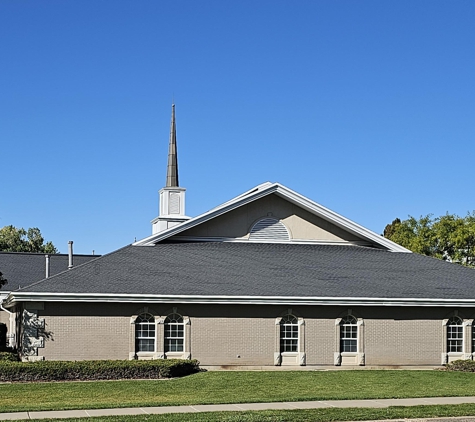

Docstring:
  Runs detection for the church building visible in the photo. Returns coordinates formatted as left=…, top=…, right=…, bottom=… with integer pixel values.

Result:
left=3, top=105, right=475, bottom=367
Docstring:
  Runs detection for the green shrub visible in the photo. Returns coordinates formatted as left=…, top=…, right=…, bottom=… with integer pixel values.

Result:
left=0, top=359, right=200, bottom=382
left=444, top=359, right=475, bottom=372
left=0, top=351, right=19, bottom=362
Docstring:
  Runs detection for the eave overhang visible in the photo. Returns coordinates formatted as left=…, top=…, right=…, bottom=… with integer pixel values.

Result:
left=4, top=291, right=475, bottom=308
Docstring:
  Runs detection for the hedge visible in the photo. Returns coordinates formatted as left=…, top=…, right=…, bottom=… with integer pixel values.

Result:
left=0, top=351, right=19, bottom=362
left=444, top=359, right=475, bottom=372
left=0, top=359, right=200, bottom=382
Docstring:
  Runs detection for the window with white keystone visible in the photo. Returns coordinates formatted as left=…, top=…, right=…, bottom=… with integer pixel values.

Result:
left=280, top=314, right=298, bottom=352
left=447, top=316, right=463, bottom=353
left=340, top=315, right=358, bottom=353
left=165, top=313, right=184, bottom=352
left=135, top=313, right=155, bottom=353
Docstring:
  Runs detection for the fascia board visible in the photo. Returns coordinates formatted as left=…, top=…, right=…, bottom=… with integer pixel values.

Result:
left=134, top=183, right=280, bottom=246
left=5, top=292, right=475, bottom=308
left=273, top=184, right=410, bottom=253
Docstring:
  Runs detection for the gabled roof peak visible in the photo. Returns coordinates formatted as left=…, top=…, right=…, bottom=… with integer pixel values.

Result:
left=134, top=182, right=410, bottom=253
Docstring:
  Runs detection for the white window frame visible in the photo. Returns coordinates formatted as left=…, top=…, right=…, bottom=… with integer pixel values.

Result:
left=164, top=313, right=185, bottom=354
left=130, top=311, right=158, bottom=360
left=334, top=312, right=364, bottom=366
left=441, top=314, right=472, bottom=364
left=274, top=310, right=305, bottom=366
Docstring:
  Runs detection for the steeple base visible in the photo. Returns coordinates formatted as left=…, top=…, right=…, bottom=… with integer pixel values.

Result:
left=151, top=215, right=191, bottom=234
left=152, top=186, right=190, bottom=234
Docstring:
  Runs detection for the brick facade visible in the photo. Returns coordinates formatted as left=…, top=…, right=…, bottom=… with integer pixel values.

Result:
left=19, top=302, right=475, bottom=366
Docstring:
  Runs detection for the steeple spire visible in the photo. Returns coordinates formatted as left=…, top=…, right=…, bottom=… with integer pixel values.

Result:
left=166, top=104, right=179, bottom=187
left=151, top=103, right=190, bottom=234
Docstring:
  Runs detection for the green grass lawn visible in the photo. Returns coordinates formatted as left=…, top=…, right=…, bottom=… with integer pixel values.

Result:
left=1, top=370, right=475, bottom=413
left=24, top=404, right=475, bottom=422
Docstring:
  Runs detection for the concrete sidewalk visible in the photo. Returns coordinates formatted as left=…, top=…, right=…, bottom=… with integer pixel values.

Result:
left=2, top=396, right=475, bottom=421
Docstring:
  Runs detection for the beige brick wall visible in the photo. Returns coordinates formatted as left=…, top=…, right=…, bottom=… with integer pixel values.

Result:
left=31, top=302, right=475, bottom=366
left=0, top=309, right=9, bottom=325
left=38, top=302, right=135, bottom=360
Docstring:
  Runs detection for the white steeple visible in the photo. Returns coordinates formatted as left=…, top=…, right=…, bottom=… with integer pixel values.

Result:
left=151, top=104, right=190, bottom=234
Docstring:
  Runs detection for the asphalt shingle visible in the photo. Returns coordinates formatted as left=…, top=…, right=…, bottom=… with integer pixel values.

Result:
left=15, top=243, right=475, bottom=299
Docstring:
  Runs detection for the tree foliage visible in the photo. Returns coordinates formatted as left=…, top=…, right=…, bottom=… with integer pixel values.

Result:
left=0, top=226, right=58, bottom=254
left=384, top=213, right=475, bottom=267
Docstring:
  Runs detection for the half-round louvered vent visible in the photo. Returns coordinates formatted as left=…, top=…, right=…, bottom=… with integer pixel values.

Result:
left=249, top=218, right=290, bottom=242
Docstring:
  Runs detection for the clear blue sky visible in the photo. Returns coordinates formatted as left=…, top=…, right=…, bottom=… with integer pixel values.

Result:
left=1, top=1, right=474, bottom=254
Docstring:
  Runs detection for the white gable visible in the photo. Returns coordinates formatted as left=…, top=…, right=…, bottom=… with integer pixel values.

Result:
left=134, top=182, right=410, bottom=253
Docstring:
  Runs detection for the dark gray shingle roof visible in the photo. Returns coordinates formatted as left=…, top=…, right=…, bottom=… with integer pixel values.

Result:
left=0, top=252, right=99, bottom=292
left=16, top=243, right=475, bottom=299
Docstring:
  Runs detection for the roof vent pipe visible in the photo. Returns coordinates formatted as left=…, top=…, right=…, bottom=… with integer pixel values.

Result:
left=68, top=241, right=74, bottom=269
left=45, top=254, right=50, bottom=278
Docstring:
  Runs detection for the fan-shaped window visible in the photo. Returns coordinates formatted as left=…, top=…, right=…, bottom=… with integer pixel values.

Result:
left=340, top=315, right=358, bottom=353
left=135, top=313, right=155, bottom=353
left=447, top=316, right=463, bottom=353
left=165, top=313, right=184, bottom=352
left=280, top=314, right=298, bottom=352
left=249, top=218, right=290, bottom=242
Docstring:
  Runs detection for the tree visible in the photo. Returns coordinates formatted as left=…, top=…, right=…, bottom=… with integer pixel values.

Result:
left=383, top=213, right=475, bottom=267
left=0, top=225, right=58, bottom=253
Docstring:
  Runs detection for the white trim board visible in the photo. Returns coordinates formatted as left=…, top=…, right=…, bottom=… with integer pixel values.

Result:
left=5, top=292, right=475, bottom=308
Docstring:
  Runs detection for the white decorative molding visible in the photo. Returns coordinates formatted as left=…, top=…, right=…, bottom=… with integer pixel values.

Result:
left=275, top=317, right=282, bottom=325
left=299, top=352, right=306, bottom=366
left=334, top=352, right=341, bottom=366
left=463, top=353, right=472, bottom=360
left=165, top=236, right=377, bottom=247
left=22, top=356, right=45, bottom=362
left=335, top=318, right=342, bottom=325
left=358, top=352, right=365, bottom=366
left=441, top=353, right=448, bottom=365
left=274, top=352, right=281, bottom=366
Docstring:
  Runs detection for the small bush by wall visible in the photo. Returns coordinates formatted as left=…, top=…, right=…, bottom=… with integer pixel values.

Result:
left=0, top=351, right=20, bottom=362
left=444, top=359, right=475, bottom=372
left=0, top=359, right=200, bottom=382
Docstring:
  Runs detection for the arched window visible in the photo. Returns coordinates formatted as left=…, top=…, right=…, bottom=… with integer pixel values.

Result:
left=340, top=315, right=358, bottom=353
left=165, top=313, right=184, bottom=352
left=280, top=314, right=298, bottom=352
left=447, top=316, right=463, bottom=353
left=135, top=313, right=155, bottom=353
